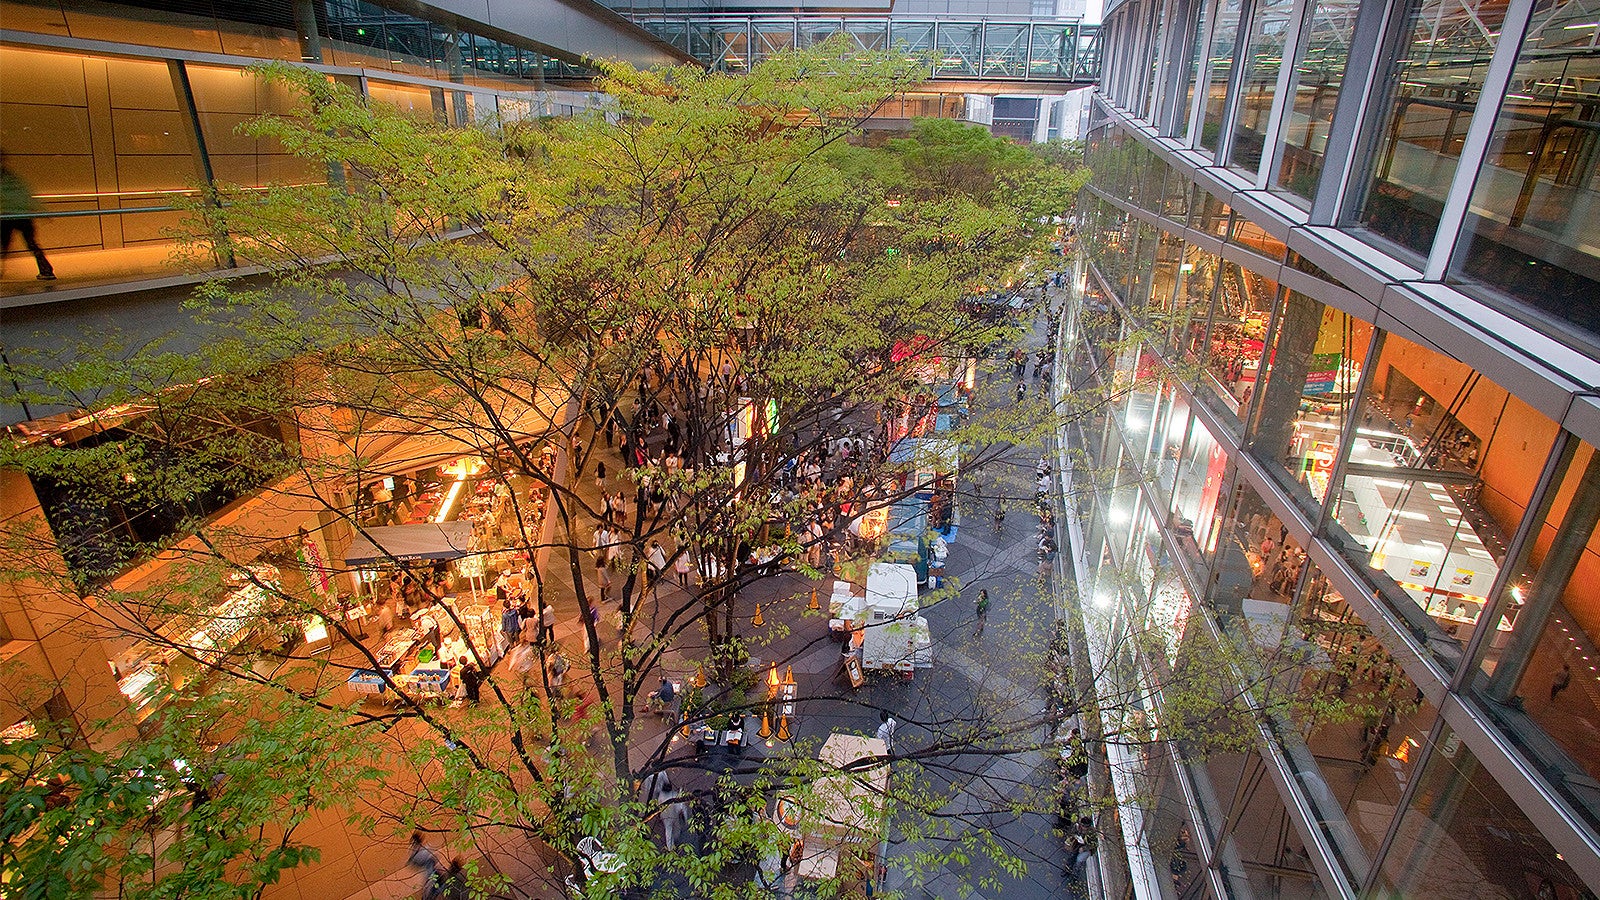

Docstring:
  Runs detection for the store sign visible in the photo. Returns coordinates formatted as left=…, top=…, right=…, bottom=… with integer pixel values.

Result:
left=1304, top=353, right=1342, bottom=395
left=299, top=536, right=338, bottom=605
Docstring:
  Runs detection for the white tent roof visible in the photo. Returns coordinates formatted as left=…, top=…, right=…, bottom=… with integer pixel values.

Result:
left=342, top=522, right=475, bottom=566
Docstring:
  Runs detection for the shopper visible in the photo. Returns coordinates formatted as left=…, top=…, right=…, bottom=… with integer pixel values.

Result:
left=674, top=551, right=692, bottom=588
left=458, top=656, right=481, bottom=705
left=499, top=598, right=521, bottom=650
left=1551, top=663, right=1573, bottom=702
left=594, top=558, right=613, bottom=602
left=540, top=599, right=557, bottom=646
left=646, top=540, right=668, bottom=587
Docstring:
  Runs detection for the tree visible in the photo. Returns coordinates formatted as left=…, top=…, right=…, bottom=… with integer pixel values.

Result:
left=0, top=39, right=1365, bottom=900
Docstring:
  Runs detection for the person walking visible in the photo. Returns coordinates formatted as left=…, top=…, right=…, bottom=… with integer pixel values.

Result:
left=570, top=435, right=585, bottom=476
left=1551, top=663, right=1573, bottom=702
left=594, top=557, right=613, bottom=602
left=0, top=159, right=55, bottom=280
left=875, top=710, right=898, bottom=755
left=594, top=458, right=607, bottom=493
left=647, top=540, right=668, bottom=589
left=674, top=551, right=692, bottom=588
left=975, top=589, right=990, bottom=637
left=1015, top=382, right=1027, bottom=404
left=499, top=598, right=521, bottom=652
left=540, top=599, right=556, bottom=646
left=406, top=831, right=440, bottom=896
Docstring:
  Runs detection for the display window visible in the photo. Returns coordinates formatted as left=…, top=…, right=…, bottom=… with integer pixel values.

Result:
left=1247, top=290, right=1374, bottom=516
left=1327, top=330, right=1558, bottom=672
left=1468, top=434, right=1600, bottom=833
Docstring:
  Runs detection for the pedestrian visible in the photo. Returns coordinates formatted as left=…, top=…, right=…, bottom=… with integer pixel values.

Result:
left=540, top=599, right=556, bottom=645
left=594, top=557, right=613, bottom=602
left=975, top=589, right=990, bottom=637
left=1551, top=663, right=1573, bottom=701
left=595, top=458, right=607, bottom=492
left=458, top=656, right=481, bottom=705
left=674, top=551, right=692, bottom=587
left=570, top=435, right=585, bottom=476
left=647, top=540, right=668, bottom=587
left=1016, top=382, right=1027, bottom=404
left=406, top=831, right=439, bottom=893
left=499, top=598, right=520, bottom=651
left=0, top=159, right=55, bottom=280
left=1074, top=817, right=1097, bottom=877
left=875, top=710, right=898, bottom=755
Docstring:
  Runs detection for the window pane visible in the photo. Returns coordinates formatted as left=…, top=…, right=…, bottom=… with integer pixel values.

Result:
left=1469, top=436, right=1600, bottom=833
left=1357, top=0, right=1512, bottom=257
left=1276, top=0, right=1357, bottom=201
left=1327, top=330, right=1558, bottom=672
left=1376, top=725, right=1587, bottom=899
left=1200, top=0, right=1245, bottom=153
left=1172, top=416, right=1228, bottom=561
left=1248, top=290, right=1374, bottom=515
left=1449, top=7, right=1600, bottom=346
left=1230, top=0, right=1296, bottom=173
left=1200, top=262, right=1276, bottom=428
left=1282, top=563, right=1435, bottom=886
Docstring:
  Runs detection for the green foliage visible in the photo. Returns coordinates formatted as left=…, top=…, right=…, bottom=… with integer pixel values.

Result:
left=0, top=687, right=380, bottom=899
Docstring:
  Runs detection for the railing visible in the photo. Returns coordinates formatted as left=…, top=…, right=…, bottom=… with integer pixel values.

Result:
left=636, top=17, right=1101, bottom=83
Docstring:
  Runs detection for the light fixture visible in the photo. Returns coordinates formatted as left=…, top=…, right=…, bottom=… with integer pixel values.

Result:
left=752, top=603, right=765, bottom=627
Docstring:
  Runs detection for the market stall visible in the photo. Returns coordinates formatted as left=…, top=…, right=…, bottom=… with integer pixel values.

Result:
left=775, top=733, right=889, bottom=890
left=859, top=563, right=931, bottom=674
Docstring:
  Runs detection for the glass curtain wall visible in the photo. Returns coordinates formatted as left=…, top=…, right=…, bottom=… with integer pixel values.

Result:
left=1326, top=330, right=1559, bottom=672
left=1230, top=0, right=1297, bottom=174
left=1199, top=0, right=1246, bottom=152
left=1357, top=0, right=1514, bottom=257
left=1248, top=290, right=1375, bottom=516
left=1469, top=434, right=1600, bottom=832
left=1376, top=725, right=1588, bottom=898
left=1449, top=1, right=1600, bottom=345
left=1276, top=0, right=1359, bottom=201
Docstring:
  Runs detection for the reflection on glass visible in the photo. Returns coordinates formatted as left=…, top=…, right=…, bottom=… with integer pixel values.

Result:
left=1276, top=0, right=1358, bottom=201
left=1229, top=217, right=1287, bottom=262
left=1358, top=0, right=1511, bottom=256
left=1450, top=11, right=1600, bottom=344
left=1469, top=437, right=1600, bottom=832
left=1328, top=331, right=1556, bottom=671
left=1201, top=262, right=1276, bottom=425
left=1200, top=0, right=1245, bottom=153
left=1191, top=187, right=1233, bottom=236
left=1230, top=0, right=1295, bottom=173
left=1172, top=416, right=1227, bottom=560
left=1377, top=725, right=1587, bottom=899
left=188, top=64, right=329, bottom=189
left=1164, top=243, right=1218, bottom=360
left=1249, top=291, right=1374, bottom=514
left=1277, top=564, right=1433, bottom=886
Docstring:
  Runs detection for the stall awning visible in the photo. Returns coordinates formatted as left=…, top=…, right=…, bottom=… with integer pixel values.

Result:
left=342, top=522, right=475, bottom=566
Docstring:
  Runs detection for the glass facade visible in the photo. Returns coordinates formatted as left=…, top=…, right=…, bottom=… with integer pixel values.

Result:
left=1080, top=0, right=1600, bottom=876
left=1357, top=0, right=1511, bottom=258
left=1, top=8, right=601, bottom=296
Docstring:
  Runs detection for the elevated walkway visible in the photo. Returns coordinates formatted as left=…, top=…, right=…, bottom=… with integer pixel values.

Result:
left=636, top=16, right=1101, bottom=85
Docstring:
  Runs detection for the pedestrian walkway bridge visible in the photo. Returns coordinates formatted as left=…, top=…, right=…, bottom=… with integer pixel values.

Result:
left=634, top=18, right=1102, bottom=85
